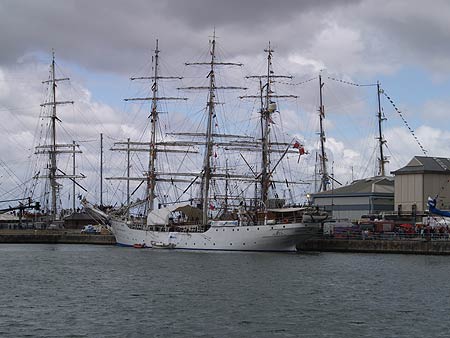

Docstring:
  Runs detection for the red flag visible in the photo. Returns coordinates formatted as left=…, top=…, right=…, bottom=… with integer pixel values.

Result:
left=294, top=142, right=307, bottom=163
left=209, top=203, right=215, bottom=210
left=293, top=141, right=306, bottom=155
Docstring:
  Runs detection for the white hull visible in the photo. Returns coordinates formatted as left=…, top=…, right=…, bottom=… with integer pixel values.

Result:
left=109, top=220, right=320, bottom=252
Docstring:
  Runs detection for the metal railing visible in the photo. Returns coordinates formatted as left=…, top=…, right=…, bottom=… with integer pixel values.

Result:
left=325, top=232, right=450, bottom=241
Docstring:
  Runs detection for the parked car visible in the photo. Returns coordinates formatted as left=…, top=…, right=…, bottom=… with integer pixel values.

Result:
left=81, top=225, right=100, bottom=234
left=47, top=223, right=64, bottom=230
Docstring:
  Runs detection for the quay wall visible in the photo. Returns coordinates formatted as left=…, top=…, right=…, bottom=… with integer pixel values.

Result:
left=0, top=230, right=116, bottom=245
left=3, top=230, right=450, bottom=254
left=298, top=238, right=450, bottom=255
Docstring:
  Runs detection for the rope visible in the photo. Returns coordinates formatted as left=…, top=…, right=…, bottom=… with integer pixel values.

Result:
left=277, top=76, right=317, bottom=86
left=381, top=89, right=428, bottom=156
left=327, top=76, right=377, bottom=87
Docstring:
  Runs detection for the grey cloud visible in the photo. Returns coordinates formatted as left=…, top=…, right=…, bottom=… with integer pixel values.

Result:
left=3, top=0, right=449, bottom=78
left=0, top=0, right=360, bottom=76
left=337, top=1, right=450, bottom=74
left=160, top=0, right=358, bottom=29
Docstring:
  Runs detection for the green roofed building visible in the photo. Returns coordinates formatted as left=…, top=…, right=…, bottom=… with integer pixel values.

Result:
left=310, top=176, right=394, bottom=221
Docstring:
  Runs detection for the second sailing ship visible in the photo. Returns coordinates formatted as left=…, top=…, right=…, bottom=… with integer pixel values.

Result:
left=84, top=35, right=325, bottom=251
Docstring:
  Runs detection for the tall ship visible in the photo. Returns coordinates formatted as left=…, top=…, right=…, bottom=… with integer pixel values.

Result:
left=84, top=35, right=326, bottom=251
left=3, top=52, right=85, bottom=228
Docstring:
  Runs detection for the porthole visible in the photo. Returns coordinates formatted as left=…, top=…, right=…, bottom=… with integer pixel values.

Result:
left=230, top=243, right=232, bottom=245
left=257, top=227, right=260, bottom=230
left=247, top=228, right=249, bottom=231
left=283, top=225, right=285, bottom=228
left=243, top=243, right=246, bottom=245
left=216, top=229, right=218, bottom=231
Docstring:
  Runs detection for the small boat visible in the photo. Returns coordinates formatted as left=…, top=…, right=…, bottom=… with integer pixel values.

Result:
left=150, top=241, right=176, bottom=249
left=133, top=243, right=146, bottom=248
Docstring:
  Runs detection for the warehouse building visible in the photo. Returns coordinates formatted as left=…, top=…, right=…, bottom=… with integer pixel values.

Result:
left=392, top=156, right=450, bottom=214
left=310, top=176, right=394, bottom=220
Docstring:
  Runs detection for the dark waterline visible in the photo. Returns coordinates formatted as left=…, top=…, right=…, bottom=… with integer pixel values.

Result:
left=1, top=244, right=449, bottom=338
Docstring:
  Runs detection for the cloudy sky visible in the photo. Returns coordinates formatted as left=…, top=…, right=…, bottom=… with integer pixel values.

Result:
left=1, top=0, right=450, bottom=208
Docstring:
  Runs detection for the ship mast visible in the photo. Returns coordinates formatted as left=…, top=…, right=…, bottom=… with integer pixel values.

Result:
left=182, top=32, right=245, bottom=225
left=242, top=43, right=296, bottom=208
left=224, top=159, right=229, bottom=215
left=100, top=133, right=103, bottom=206
left=148, top=40, right=161, bottom=211
left=318, top=74, right=329, bottom=192
left=260, top=44, right=273, bottom=206
left=200, top=35, right=217, bottom=224
left=376, top=81, right=388, bottom=176
left=36, top=51, right=83, bottom=220
left=115, top=40, right=187, bottom=214
left=50, top=54, right=58, bottom=214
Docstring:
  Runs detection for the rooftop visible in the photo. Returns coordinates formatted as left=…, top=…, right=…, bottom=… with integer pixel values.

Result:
left=392, top=156, right=450, bottom=175
left=311, top=176, right=394, bottom=197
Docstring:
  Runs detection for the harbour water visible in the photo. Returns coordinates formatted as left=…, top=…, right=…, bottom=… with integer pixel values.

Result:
left=1, top=245, right=449, bottom=338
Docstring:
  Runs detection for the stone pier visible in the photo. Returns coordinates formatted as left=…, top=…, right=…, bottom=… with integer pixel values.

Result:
left=298, top=238, right=450, bottom=255
left=0, top=230, right=116, bottom=245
